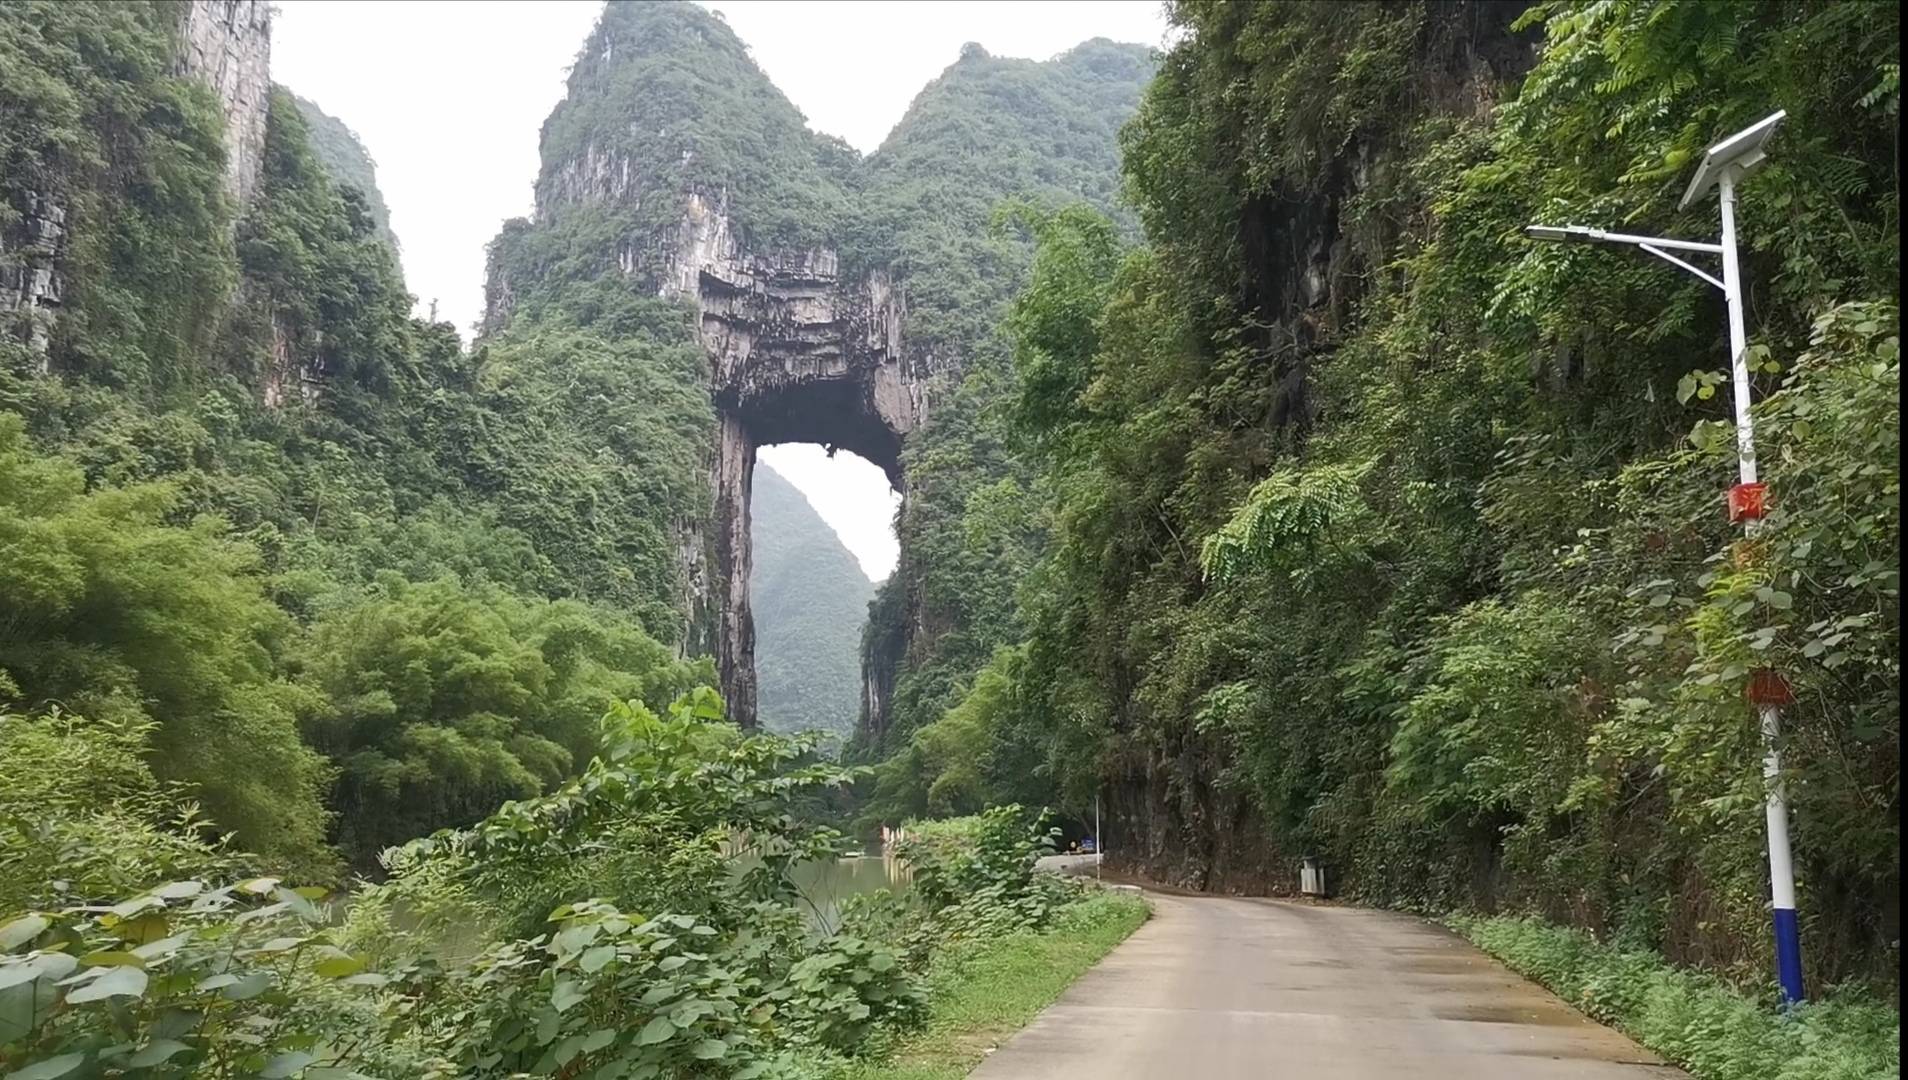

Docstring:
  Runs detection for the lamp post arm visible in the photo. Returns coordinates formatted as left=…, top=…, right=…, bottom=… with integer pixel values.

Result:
left=1584, top=228, right=1724, bottom=254
left=1638, top=243, right=1726, bottom=290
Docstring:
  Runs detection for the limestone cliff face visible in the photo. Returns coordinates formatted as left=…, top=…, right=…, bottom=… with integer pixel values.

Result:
left=493, top=175, right=919, bottom=728
left=0, top=193, right=66, bottom=359
left=665, top=194, right=913, bottom=729
left=480, top=2, right=929, bottom=728
left=175, top=0, right=273, bottom=205
left=2, top=0, right=270, bottom=356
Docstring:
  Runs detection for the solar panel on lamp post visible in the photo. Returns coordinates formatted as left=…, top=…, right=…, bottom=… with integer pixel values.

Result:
left=1526, top=110, right=1804, bottom=1009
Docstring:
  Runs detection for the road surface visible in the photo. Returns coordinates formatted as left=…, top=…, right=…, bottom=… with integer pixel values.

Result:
left=969, top=891, right=1685, bottom=1079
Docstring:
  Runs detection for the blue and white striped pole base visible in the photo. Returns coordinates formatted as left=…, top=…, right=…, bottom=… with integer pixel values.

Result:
left=1761, top=703, right=1805, bottom=1007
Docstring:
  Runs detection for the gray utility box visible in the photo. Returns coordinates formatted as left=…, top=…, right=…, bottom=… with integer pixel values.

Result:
left=1300, top=856, right=1327, bottom=897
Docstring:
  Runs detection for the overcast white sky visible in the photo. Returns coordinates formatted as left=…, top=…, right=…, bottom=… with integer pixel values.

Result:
left=270, top=0, right=1169, bottom=581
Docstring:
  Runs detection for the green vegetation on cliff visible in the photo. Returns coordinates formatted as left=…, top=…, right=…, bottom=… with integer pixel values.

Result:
left=292, top=94, right=399, bottom=254
left=851, top=38, right=1157, bottom=754
left=3, top=5, right=711, bottom=872
left=891, top=0, right=1900, bottom=1004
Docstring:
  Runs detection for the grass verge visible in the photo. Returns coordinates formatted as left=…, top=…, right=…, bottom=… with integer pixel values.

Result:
left=1449, top=914, right=1898, bottom=1080
left=824, top=890, right=1150, bottom=1080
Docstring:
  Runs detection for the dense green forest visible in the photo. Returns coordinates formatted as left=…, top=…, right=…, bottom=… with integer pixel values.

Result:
left=1, top=0, right=715, bottom=877
left=874, top=0, right=1900, bottom=998
left=750, top=462, right=876, bottom=745
left=0, top=0, right=1898, bottom=1075
left=0, top=2, right=1157, bottom=1074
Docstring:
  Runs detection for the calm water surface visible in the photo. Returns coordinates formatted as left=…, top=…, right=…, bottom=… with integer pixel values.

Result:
left=787, top=855, right=911, bottom=931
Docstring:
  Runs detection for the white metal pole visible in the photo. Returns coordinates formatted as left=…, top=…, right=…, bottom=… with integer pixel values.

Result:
left=1095, top=790, right=1102, bottom=880
left=1719, top=171, right=1759, bottom=489
left=1720, top=169, right=1804, bottom=1006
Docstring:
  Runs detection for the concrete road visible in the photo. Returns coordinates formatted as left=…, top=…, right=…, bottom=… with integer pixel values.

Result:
left=968, top=892, right=1685, bottom=1079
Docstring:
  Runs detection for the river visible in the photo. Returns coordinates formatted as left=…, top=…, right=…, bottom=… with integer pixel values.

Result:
left=786, top=854, right=912, bottom=932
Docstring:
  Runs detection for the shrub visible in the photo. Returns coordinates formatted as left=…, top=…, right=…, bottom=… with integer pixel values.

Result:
left=1452, top=914, right=1899, bottom=1080
left=0, top=709, right=238, bottom=915
left=0, top=877, right=411, bottom=1078
left=896, top=805, right=1057, bottom=912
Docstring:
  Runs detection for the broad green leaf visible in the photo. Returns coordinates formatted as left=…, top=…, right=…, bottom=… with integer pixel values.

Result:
left=549, top=1034, right=584, bottom=1066
left=552, top=978, right=587, bottom=1013
left=637, top=1015, right=676, bottom=1045
left=691, top=1039, right=728, bottom=1060
left=128, top=1039, right=192, bottom=1067
left=312, top=951, right=364, bottom=979
left=222, top=971, right=272, bottom=1000
left=118, top=911, right=168, bottom=945
left=151, top=881, right=204, bottom=901
left=132, top=935, right=190, bottom=961
left=0, top=916, right=48, bottom=951
left=5, top=1051, right=85, bottom=1079
left=66, top=964, right=147, bottom=1003
left=0, top=983, right=37, bottom=1042
left=0, top=956, right=68, bottom=992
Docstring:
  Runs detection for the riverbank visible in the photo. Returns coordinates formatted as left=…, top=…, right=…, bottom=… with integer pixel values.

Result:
left=816, top=890, right=1150, bottom=1080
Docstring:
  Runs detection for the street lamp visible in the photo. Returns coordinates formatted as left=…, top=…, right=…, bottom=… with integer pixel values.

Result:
left=1526, top=110, right=1804, bottom=1007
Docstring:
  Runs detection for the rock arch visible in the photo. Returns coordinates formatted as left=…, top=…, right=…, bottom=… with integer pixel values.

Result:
left=660, top=193, right=922, bottom=728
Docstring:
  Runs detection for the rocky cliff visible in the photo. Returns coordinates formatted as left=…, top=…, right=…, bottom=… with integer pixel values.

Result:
left=481, top=1, right=1153, bottom=729
left=3, top=0, right=271, bottom=357
left=175, top=0, right=273, bottom=205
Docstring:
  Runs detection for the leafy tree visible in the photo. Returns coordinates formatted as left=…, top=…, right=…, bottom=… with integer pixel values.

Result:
left=0, top=417, right=334, bottom=870
left=971, top=0, right=1899, bottom=992
left=298, top=579, right=708, bottom=867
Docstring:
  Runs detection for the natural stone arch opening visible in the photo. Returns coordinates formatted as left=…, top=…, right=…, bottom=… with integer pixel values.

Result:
left=749, top=443, right=896, bottom=743
left=711, top=405, right=903, bottom=733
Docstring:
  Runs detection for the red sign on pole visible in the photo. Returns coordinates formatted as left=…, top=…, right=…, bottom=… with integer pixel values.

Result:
left=1748, top=668, right=1794, bottom=706
left=1728, top=482, right=1768, bottom=523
